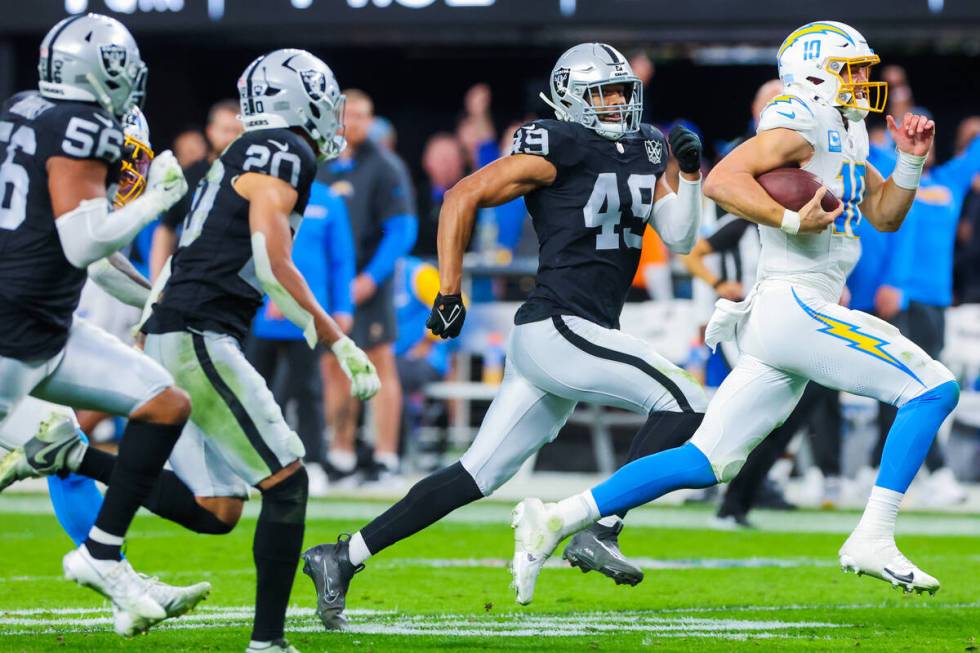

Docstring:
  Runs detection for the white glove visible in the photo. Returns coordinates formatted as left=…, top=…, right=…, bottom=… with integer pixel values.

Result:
left=144, top=150, right=188, bottom=212
left=331, top=336, right=381, bottom=400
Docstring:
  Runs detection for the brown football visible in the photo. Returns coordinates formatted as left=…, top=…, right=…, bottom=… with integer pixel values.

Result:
left=757, top=168, right=841, bottom=212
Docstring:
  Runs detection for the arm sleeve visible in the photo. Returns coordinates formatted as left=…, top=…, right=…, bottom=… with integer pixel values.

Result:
left=650, top=176, right=701, bottom=254
left=86, top=253, right=151, bottom=308
left=705, top=217, right=751, bottom=253
left=756, top=95, right=819, bottom=147
left=327, top=196, right=356, bottom=316
left=362, top=213, right=418, bottom=284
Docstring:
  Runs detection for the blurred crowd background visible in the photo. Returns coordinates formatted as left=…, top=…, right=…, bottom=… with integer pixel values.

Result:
left=2, top=1, right=979, bottom=522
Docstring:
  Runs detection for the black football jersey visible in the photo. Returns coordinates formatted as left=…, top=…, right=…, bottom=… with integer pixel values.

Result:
left=144, top=128, right=317, bottom=343
left=0, top=91, right=123, bottom=361
left=511, top=119, right=668, bottom=329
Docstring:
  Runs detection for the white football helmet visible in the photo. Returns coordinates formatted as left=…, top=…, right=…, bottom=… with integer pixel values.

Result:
left=38, top=13, right=147, bottom=120
left=238, top=49, right=345, bottom=161
left=540, top=43, right=642, bottom=140
left=777, top=21, right=887, bottom=121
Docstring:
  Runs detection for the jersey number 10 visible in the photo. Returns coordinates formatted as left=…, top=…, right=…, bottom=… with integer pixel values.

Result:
left=584, top=172, right=655, bottom=250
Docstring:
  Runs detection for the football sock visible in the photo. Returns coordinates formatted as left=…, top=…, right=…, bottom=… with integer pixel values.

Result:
left=327, top=449, right=356, bottom=473
left=84, top=420, right=184, bottom=560
left=854, top=486, right=902, bottom=538
left=619, top=411, right=705, bottom=517
left=77, top=446, right=232, bottom=535
left=348, top=531, right=371, bottom=567
left=252, top=467, right=308, bottom=642
left=358, top=462, right=483, bottom=559
left=625, top=411, right=705, bottom=463
left=556, top=491, right=600, bottom=535
left=875, top=381, right=959, bottom=494
left=590, top=442, right=718, bottom=517
left=48, top=473, right=104, bottom=547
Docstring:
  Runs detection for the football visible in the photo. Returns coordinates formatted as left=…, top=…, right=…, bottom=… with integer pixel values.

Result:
left=757, top=167, right=841, bottom=212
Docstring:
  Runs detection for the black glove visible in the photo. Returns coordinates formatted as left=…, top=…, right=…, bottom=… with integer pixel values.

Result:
left=426, top=292, right=466, bottom=339
left=668, top=125, right=702, bottom=174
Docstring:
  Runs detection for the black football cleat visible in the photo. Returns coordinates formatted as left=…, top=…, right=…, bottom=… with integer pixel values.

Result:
left=561, top=519, right=644, bottom=586
left=301, top=534, right=363, bottom=630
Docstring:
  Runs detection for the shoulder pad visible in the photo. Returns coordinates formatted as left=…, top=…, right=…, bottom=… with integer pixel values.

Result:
left=229, top=128, right=317, bottom=189
left=38, top=101, right=123, bottom=164
left=757, top=94, right=818, bottom=145
left=638, top=123, right=666, bottom=142
left=511, top=119, right=584, bottom=167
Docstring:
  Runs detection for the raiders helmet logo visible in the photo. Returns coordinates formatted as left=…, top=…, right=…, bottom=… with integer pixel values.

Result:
left=553, top=67, right=570, bottom=96
left=645, top=140, right=663, bottom=164
left=99, top=44, right=128, bottom=78
left=300, top=69, right=327, bottom=101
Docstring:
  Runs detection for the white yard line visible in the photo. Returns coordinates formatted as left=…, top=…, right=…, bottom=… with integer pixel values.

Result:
left=2, top=494, right=978, bottom=535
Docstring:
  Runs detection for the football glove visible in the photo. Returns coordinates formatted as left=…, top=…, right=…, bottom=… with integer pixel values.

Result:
left=145, top=150, right=188, bottom=212
left=331, top=337, right=381, bottom=400
left=668, top=125, right=702, bottom=175
left=426, top=292, right=466, bottom=339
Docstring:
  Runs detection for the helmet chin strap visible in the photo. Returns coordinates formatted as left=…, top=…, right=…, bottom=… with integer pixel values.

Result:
left=84, top=72, right=118, bottom=117
left=539, top=92, right=572, bottom=122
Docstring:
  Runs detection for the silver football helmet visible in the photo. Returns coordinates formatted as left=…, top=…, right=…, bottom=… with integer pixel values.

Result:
left=238, top=49, right=346, bottom=161
left=37, top=13, right=147, bottom=120
left=540, top=43, right=642, bottom=140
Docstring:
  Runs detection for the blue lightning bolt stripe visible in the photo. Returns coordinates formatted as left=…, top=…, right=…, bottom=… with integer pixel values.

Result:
left=778, top=22, right=855, bottom=59
left=792, top=289, right=924, bottom=386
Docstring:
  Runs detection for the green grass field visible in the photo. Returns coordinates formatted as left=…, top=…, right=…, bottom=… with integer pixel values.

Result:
left=0, top=495, right=977, bottom=652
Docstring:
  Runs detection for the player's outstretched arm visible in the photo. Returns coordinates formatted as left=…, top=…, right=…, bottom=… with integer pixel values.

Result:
left=861, top=112, right=935, bottom=232
left=86, top=252, right=152, bottom=308
left=427, top=153, right=555, bottom=338
left=704, top=129, right=840, bottom=234
left=51, top=151, right=187, bottom=269
left=239, top=171, right=379, bottom=399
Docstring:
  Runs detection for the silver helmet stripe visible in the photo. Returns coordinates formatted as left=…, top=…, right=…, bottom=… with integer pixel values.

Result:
left=44, top=14, right=85, bottom=82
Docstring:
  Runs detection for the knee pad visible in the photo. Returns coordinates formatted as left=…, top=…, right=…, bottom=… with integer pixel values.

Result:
left=259, top=466, right=309, bottom=525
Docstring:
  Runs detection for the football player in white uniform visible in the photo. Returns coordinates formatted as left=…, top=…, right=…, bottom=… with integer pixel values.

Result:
left=511, top=21, right=958, bottom=604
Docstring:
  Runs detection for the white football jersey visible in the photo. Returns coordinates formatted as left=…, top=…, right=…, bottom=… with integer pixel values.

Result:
left=754, top=93, right=869, bottom=300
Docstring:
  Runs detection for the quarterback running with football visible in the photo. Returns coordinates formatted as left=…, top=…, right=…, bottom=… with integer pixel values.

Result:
left=303, top=42, right=708, bottom=629
left=512, top=21, right=958, bottom=604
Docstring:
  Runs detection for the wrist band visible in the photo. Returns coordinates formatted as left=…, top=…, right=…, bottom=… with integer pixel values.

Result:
left=892, top=150, right=927, bottom=190
left=780, top=209, right=801, bottom=235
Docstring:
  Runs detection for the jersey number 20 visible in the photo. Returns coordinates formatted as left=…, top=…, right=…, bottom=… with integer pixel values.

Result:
left=584, top=173, right=655, bottom=250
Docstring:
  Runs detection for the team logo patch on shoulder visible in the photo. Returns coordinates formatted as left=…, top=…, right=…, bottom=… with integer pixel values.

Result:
left=99, top=45, right=128, bottom=78
left=828, top=130, right=842, bottom=153
left=300, top=70, right=327, bottom=101
left=645, top=140, right=663, bottom=164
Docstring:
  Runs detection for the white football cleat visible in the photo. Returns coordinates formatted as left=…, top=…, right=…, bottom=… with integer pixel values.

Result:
left=64, top=547, right=166, bottom=624
left=838, top=531, right=939, bottom=595
left=113, top=574, right=212, bottom=636
left=246, top=638, right=300, bottom=653
left=511, top=498, right=565, bottom=605
left=0, top=413, right=81, bottom=492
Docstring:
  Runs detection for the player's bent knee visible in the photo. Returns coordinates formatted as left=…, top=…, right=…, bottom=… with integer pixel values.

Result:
left=909, top=379, right=960, bottom=413
left=131, top=386, right=191, bottom=424
left=258, top=465, right=309, bottom=525
left=196, top=496, right=244, bottom=532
